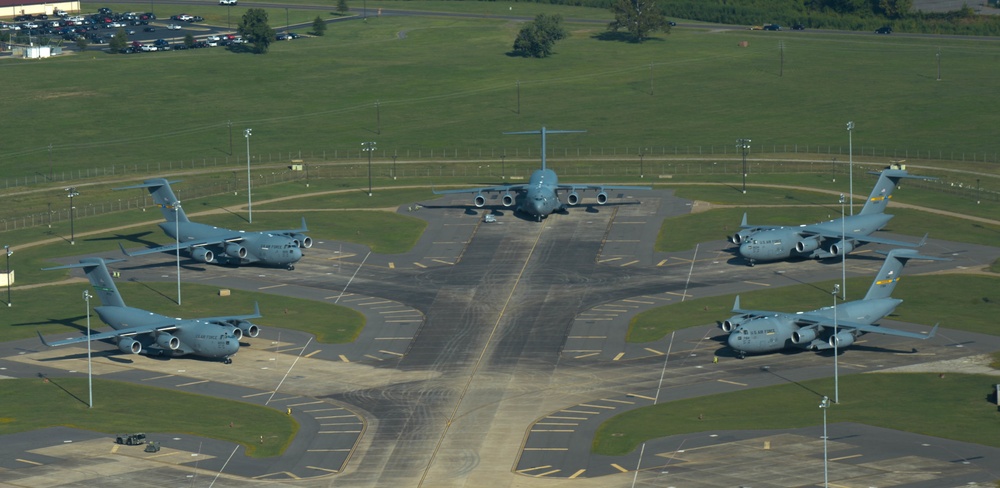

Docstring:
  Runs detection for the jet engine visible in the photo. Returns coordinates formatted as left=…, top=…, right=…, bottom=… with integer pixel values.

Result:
left=155, top=332, right=180, bottom=350
left=501, top=193, right=514, bottom=207
left=830, top=240, right=854, bottom=256
left=795, top=237, right=822, bottom=253
left=118, top=337, right=142, bottom=355
left=225, top=242, right=248, bottom=259
left=566, top=192, right=580, bottom=206
left=474, top=194, right=486, bottom=208
left=596, top=191, right=608, bottom=205
left=292, top=233, right=313, bottom=249
left=829, top=332, right=855, bottom=348
left=730, top=231, right=753, bottom=245
left=224, top=324, right=243, bottom=340
left=721, top=315, right=748, bottom=332
left=192, top=247, right=214, bottom=263
left=791, top=328, right=817, bottom=344
left=232, top=320, right=260, bottom=338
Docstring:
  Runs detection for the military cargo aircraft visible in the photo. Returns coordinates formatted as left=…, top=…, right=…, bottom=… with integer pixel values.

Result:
left=37, top=258, right=261, bottom=363
left=433, top=127, right=651, bottom=221
left=116, top=178, right=311, bottom=269
left=720, top=248, right=944, bottom=358
left=730, top=167, right=933, bottom=265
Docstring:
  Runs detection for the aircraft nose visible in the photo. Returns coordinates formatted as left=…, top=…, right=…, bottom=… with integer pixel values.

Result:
left=727, top=330, right=742, bottom=349
left=739, top=242, right=753, bottom=257
left=290, top=247, right=303, bottom=262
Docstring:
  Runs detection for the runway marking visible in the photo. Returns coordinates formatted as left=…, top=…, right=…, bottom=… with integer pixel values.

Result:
left=375, top=337, right=413, bottom=340
left=317, top=414, right=357, bottom=419
left=287, top=400, right=324, bottom=407
left=414, top=262, right=427, bottom=268
left=644, top=348, right=665, bottom=355
left=257, top=284, right=287, bottom=290
left=718, top=379, right=748, bottom=386
left=573, top=352, right=600, bottom=359
left=623, top=299, right=655, bottom=305
left=666, top=291, right=692, bottom=298
left=338, top=355, right=350, bottom=362
left=277, top=347, right=306, bottom=354
left=319, top=430, right=362, bottom=434
left=321, top=422, right=363, bottom=427
left=530, top=429, right=574, bottom=433
left=547, top=416, right=587, bottom=421
left=593, top=308, right=628, bottom=313
left=523, top=448, right=569, bottom=451
left=577, top=317, right=612, bottom=321
left=560, top=409, right=600, bottom=415
left=110, top=445, right=119, bottom=454
left=359, top=300, right=391, bottom=306
left=386, top=319, right=422, bottom=323
left=379, top=309, right=414, bottom=314
left=306, top=466, right=339, bottom=473
left=579, top=403, right=616, bottom=410
left=627, top=393, right=655, bottom=401
left=305, top=408, right=344, bottom=413
left=388, top=262, right=395, bottom=269
left=516, top=465, right=553, bottom=473
left=830, top=454, right=863, bottom=461
left=304, top=349, right=321, bottom=358
left=363, top=354, right=385, bottom=360
left=744, top=281, right=770, bottom=287
left=142, top=374, right=175, bottom=381
left=379, top=349, right=404, bottom=357
left=432, top=259, right=455, bottom=265
left=16, top=459, right=42, bottom=466
left=643, top=294, right=674, bottom=301
left=601, top=398, right=636, bottom=405
left=255, top=471, right=301, bottom=480
left=656, top=259, right=668, bottom=266
left=533, top=469, right=561, bottom=477
left=610, top=463, right=630, bottom=473
left=307, top=449, right=351, bottom=453
left=270, top=396, right=301, bottom=403
left=597, top=257, right=622, bottom=263
left=536, top=422, right=579, bottom=426
left=568, top=336, right=607, bottom=339
left=568, top=469, right=586, bottom=479
left=242, top=391, right=273, bottom=398
left=176, top=380, right=209, bottom=387
left=619, top=260, right=640, bottom=267
left=613, top=352, right=625, bottom=361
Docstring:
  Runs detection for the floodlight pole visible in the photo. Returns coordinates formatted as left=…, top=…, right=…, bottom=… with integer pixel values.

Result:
left=840, top=194, right=846, bottom=301
left=737, top=139, right=751, bottom=194
left=639, top=151, right=644, bottom=179
left=175, top=202, right=181, bottom=305
left=4, top=245, right=11, bottom=307
left=832, top=284, right=840, bottom=404
left=820, top=396, right=830, bottom=487
left=85, top=290, right=93, bottom=409
left=66, top=188, right=79, bottom=245
left=245, top=128, right=253, bottom=223
left=846, top=122, right=854, bottom=216
left=392, top=152, right=398, bottom=180
left=501, top=154, right=506, bottom=180
left=362, top=141, right=376, bottom=196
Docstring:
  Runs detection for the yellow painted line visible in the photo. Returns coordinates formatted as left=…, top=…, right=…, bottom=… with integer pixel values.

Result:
left=523, top=448, right=569, bottom=451
left=656, top=259, right=668, bottom=266
left=613, top=352, right=625, bottom=361
left=644, top=347, right=665, bottom=355
left=516, top=465, right=552, bottom=473
left=304, top=349, right=321, bottom=358
left=533, top=469, right=561, bottom=477
left=431, top=259, right=455, bottom=265
left=579, top=403, right=616, bottom=410
left=610, top=463, right=630, bottom=473
left=176, top=380, right=209, bottom=387
left=597, top=257, right=622, bottom=263
left=338, top=354, right=350, bottom=362
left=257, top=284, right=287, bottom=290
left=379, top=350, right=404, bottom=357
left=413, top=262, right=427, bottom=268
left=242, top=391, right=273, bottom=398
left=363, top=354, right=385, bottom=360
left=620, top=260, right=640, bottom=267
left=601, top=398, right=636, bottom=405
left=573, top=353, right=600, bottom=359
left=568, top=469, right=586, bottom=479
left=143, top=374, right=175, bottom=381
left=16, top=459, right=42, bottom=466
left=110, top=445, right=119, bottom=454
left=744, top=281, right=770, bottom=287
left=666, top=291, right=692, bottom=298
left=388, top=262, right=395, bottom=269
left=255, top=471, right=301, bottom=480
left=623, top=299, right=655, bottom=304
left=718, top=379, right=748, bottom=386
left=627, top=393, right=655, bottom=401
left=830, top=454, right=863, bottom=462
left=561, top=409, right=600, bottom=415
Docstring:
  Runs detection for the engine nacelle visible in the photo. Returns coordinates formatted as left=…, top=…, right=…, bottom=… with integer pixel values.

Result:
left=566, top=192, right=580, bottom=206
left=829, top=332, right=855, bottom=348
left=830, top=240, right=854, bottom=256
left=155, top=332, right=180, bottom=350
left=596, top=191, right=608, bottom=205
left=192, top=247, right=214, bottom=263
left=292, top=233, right=313, bottom=249
left=791, top=327, right=817, bottom=344
left=118, top=337, right=142, bottom=355
left=730, top=231, right=752, bottom=245
left=501, top=193, right=514, bottom=207
left=474, top=194, right=486, bottom=208
left=721, top=315, right=747, bottom=333
left=233, top=320, right=260, bottom=338
left=225, top=242, right=248, bottom=259
left=795, top=237, right=821, bottom=253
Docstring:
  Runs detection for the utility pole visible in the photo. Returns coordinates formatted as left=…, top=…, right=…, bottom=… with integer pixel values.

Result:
left=736, top=139, right=751, bottom=194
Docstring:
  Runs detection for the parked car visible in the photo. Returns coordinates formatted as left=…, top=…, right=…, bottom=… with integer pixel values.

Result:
left=875, top=26, right=892, bottom=34
left=288, top=32, right=300, bottom=39
left=167, top=23, right=181, bottom=30
left=763, top=24, right=780, bottom=31
left=220, top=0, right=237, bottom=4
left=143, top=26, right=155, bottom=32
left=792, top=23, right=805, bottom=30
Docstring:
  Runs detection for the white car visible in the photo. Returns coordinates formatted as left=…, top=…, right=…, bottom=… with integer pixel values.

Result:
left=219, top=0, right=237, bottom=4
left=167, top=24, right=182, bottom=30
left=206, top=35, right=220, bottom=42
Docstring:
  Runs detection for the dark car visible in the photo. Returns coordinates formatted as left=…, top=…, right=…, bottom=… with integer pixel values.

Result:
left=763, top=24, right=780, bottom=31
left=875, top=26, right=892, bottom=34
left=288, top=32, right=300, bottom=39
left=792, top=23, right=805, bottom=30
left=668, top=21, right=676, bottom=26
left=143, top=26, right=155, bottom=32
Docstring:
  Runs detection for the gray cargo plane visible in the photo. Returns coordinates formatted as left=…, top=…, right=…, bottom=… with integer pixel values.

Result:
left=37, top=258, right=261, bottom=363
left=730, top=167, right=933, bottom=265
left=116, top=178, right=311, bottom=269
left=433, top=127, right=651, bottom=221
left=720, top=248, right=944, bottom=358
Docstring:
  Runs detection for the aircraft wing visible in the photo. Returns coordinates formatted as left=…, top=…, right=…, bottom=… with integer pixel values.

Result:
left=558, top=184, right=651, bottom=191
left=730, top=296, right=784, bottom=319
left=119, top=236, right=243, bottom=257
left=37, top=322, right=180, bottom=348
left=259, top=217, right=309, bottom=236
left=788, top=311, right=938, bottom=340
left=796, top=225, right=925, bottom=247
left=432, top=185, right=526, bottom=195
left=199, top=302, right=262, bottom=323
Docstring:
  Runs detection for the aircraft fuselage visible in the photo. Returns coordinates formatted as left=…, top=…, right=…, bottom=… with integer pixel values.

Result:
left=520, top=169, right=563, bottom=220
left=738, top=213, right=893, bottom=263
left=95, top=306, right=241, bottom=359
left=159, top=222, right=303, bottom=267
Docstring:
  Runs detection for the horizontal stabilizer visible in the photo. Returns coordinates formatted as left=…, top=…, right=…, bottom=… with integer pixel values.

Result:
left=113, top=179, right=183, bottom=190
left=41, top=258, right=127, bottom=271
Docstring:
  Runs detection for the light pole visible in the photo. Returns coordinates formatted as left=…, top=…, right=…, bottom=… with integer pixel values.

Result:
left=66, top=187, right=79, bottom=245
left=832, top=284, right=840, bottom=404
left=84, top=290, right=93, bottom=409
left=820, top=395, right=830, bottom=487
left=391, top=153, right=398, bottom=180
left=244, top=128, right=253, bottom=223
left=4, top=245, right=11, bottom=307
left=737, top=139, right=751, bottom=194
left=840, top=194, right=846, bottom=301
left=846, top=122, right=854, bottom=216
left=501, top=154, right=506, bottom=180
left=173, top=201, right=181, bottom=305
left=362, top=141, right=376, bottom=196
left=639, top=151, right=645, bottom=178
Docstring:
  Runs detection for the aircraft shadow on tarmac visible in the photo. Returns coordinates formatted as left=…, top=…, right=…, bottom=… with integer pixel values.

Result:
left=418, top=201, right=636, bottom=222
left=84, top=231, right=157, bottom=248
left=13, top=316, right=88, bottom=334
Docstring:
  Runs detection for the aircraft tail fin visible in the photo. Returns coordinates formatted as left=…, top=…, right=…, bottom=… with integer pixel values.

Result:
left=42, top=257, right=128, bottom=308
left=863, top=249, right=949, bottom=301
left=504, top=126, right=586, bottom=171
left=858, top=168, right=936, bottom=216
left=115, top=178, right=188, bottom=224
